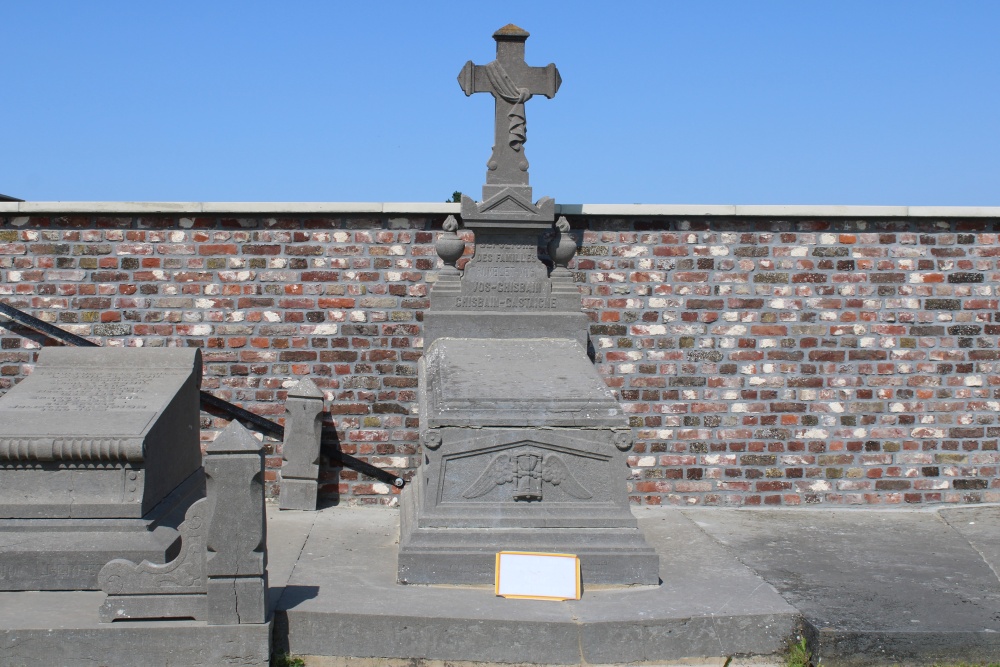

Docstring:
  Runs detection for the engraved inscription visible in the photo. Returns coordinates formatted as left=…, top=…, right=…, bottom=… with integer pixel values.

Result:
left=0, top=562, right=92, bottom=581
left=2, top=370, right=161, bottom=411
left=456, top=240, right=554, bottom=312
left=455, top=296, right=557, bottom=309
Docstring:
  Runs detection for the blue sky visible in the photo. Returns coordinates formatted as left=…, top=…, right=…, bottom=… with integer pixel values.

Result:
left=4, top=2, right=999, bottom=205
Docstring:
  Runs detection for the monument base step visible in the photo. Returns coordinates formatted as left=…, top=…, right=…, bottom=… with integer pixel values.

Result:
left=0, top=469, right=204, bottom=590
left=0, top=591, right=271, bottom=667
left=275, top=506, right=799, bottom=665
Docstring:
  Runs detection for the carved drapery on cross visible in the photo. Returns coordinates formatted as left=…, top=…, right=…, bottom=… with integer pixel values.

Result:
left=483, top=60, right=530, bottom=152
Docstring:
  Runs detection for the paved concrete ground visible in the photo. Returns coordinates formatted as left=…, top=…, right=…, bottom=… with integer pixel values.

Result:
left=685, top=506, right=1000, bottom=666
left=2, top=505, right=998, bottom=665
left=271, top=504, right=1000, bottom=666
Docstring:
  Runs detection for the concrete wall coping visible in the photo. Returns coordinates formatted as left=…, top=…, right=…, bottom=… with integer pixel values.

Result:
left=1, top=201, right=999, bottom=218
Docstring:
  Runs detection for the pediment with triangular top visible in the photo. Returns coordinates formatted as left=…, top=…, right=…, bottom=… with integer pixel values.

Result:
left=480, top=193, right=537, bottom=215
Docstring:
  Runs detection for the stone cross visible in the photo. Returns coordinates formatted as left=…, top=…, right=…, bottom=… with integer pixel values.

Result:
left=458, top=24, right=560, bottom=224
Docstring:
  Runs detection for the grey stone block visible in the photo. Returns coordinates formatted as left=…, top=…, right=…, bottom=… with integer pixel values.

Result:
left=205, top=421, right=268, bottom=624
left=0, top=347, right=204, bottom=591
left=277, top=507, right=797, bottom=663
left=98, top=422, right=269, bottom=626
left=0, top=347, right=203, bottom=518
left=420, top=338, right=627, bottom=429
left=0, top=588, right=271, bottom=667
left=685, top=507, right=1000, bottom=666
left=0, top=465, right=203, bottom=591
left=279, top=378, right=324, bottom=511
left=279, top=477, right=318, bottom=511
left=205, top=421, right=267, bottom=578
left=99, top=497, right=208, bottom=621
left=101, top=593, right=208, bottom=622
left=208, top=576, right=267, bottom=625
left=423, top=227, right=588, bottom=350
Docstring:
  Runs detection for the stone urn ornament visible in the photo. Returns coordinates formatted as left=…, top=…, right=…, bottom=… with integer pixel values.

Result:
left=435, top=215, right=466, bottom=274
left=547, top=216, right=576, bottom=275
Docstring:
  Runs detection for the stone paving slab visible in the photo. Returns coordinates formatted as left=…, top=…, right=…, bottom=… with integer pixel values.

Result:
left=266, top=505, right=316, bottom=614
left=940, top=505, right=1000, bottom=579
left=274, top=506, right=798, bottom=665
left=683, top=507, right=1000, bottom=666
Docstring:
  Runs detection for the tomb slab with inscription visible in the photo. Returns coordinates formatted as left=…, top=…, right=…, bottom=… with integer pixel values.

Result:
left=398, top=25, right=658, bottom=586
left=0, top=347, right=204, bottom=590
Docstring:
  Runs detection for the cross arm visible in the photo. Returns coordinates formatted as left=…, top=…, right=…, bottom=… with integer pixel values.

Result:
left=458, top=61, right=562, bottom=99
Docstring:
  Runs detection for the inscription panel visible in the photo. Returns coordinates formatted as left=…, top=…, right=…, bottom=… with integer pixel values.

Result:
left=0, top=369, right=177, bottom=438
left=455, top=237, right=553, bottom=312
left=1, top=369, right=163, bottom=412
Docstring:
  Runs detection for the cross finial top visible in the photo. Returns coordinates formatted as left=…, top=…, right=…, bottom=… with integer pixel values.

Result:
left=493, top=24, right=529, bottom=38
left=457, top=25, right=561, bottom=226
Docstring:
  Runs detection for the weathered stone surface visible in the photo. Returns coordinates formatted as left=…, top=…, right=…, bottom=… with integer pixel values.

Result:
left=0, top=588, right=271, bottom=667
left=458, top=24, right=560, bottom=227
left=98, top=498, right=208, bottom=622
left=0, top=347, right=203, bottom=518
left=278, top=478, right=318, bottom=512
left=282, top=507, right=795, bottom=663
left=205, top=421, right=267, bottom=578
left=423, top=224, right=587, bottom=349
left=422, top=338, right=625, bottom=429
left=0, top=347, right=204, bottom=590
left=207, top=576, right=267, bottom=626
left=399, top=340, right=657, bottom=584
left=98, top=421, right=268, bottom=625
left=687, top=507, right=1000, bottom=666
left=205, top=420, right=268, bottom=624
left=400, top=26, right=657, bottom=585
left=279, top=378, right=324, bottom=511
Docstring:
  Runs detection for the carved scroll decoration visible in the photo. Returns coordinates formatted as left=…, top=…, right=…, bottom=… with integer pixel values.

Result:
left=99, top=497, right=207, bottom=596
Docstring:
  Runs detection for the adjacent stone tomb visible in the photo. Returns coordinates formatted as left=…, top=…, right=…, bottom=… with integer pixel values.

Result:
left=0, top=347, right=204, bottom=590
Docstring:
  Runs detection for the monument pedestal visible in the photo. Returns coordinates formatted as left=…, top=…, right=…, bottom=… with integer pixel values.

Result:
left=397, top=338, right=659, bottom=585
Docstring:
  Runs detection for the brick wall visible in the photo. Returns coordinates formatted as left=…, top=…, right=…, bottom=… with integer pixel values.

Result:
left=2, top=208, right=999, bottom=507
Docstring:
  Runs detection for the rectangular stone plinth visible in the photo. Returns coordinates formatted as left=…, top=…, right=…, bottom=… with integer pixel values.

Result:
left=0, top=469, right=202, bottom=590
left=0, top=590, right=271, bottom=667
left=0, top=348, right=203, bottom=519
left=398, top=475, right=659, bottom=585
left=421, top=338, right=627, bottom=429
left=279, top=478, right=318, bottom=511
left=399, top=337, right=658, bottom=585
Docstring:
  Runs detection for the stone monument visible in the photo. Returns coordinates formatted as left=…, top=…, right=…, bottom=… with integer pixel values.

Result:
left=0, top=347, right=204, bottom=590
left=397, top=25, right=659, bottom=585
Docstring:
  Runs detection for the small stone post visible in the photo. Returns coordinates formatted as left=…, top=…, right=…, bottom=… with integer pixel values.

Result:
left=279, top=378, right=325, bottom=510
left=205, top=420, right=268, bottom=624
